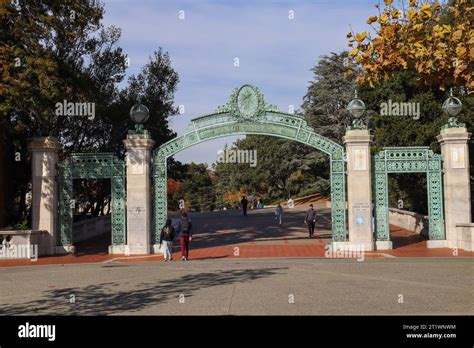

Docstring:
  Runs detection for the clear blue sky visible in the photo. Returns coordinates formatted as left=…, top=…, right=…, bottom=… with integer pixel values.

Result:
left=103, top=0, right=376, bottom=164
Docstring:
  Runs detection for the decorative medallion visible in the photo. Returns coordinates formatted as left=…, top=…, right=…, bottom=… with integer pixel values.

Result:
left=228, top=84, right=265, bottom=121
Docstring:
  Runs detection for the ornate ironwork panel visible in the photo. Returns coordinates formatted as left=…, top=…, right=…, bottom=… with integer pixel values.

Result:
left=373, top=147, right=445, bottom=242
left=153, top=85, right=347, bottom=243
left=58, top=153, right=126, bottom=246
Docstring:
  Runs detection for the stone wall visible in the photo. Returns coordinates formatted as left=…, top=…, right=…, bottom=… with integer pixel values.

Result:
left=455, top=223, right=474, bottom=252
left=0, top=230, right=48, bottom=259
left=389, top=208, right=429, bottom=238
left=73, top=215, right=111, bottom=243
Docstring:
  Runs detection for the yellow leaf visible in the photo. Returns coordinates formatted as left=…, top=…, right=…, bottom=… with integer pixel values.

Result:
left=409, top=0, right=417, bottom=6
left=344, top=70, right=354, bottom=78
left=355, top=32, right=367, bottom=42
left=406, top=9, right=417, bottom=21
left=456, top=45, right=467, bottom=56
left=421, top=3, right=431, bottom=11
left=349, top=48, right=359, bottom=57
left=367, top=16, right=378, bottom=24
left=379, top=15, right=389, bottom=24
left=390, top=9, right=401, bottom=18
left=452, top=30, right=462, bottom=41
left=384, top=0, right=393, bottom=5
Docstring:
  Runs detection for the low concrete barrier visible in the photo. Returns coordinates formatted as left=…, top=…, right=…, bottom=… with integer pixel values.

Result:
left=455, top=223, right=474, bottom=252
left=0, top=230, right=48, bottom=259
left=389, top=208, right=429, bottom=238
left=73, top=215, right=111, bottom=243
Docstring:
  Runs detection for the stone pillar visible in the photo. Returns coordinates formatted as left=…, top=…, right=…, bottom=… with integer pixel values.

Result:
left=123, top=133, right=155, bottom=255
left=341, top=129, right=375, bottom=251
left=436, top=126, right=472, bottom=249
left=28, top=137, right=61, bottom=255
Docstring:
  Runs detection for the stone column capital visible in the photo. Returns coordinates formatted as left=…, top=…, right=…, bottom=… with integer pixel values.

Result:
left=28, top=137, right=61, bottom=152
left=436, top=127, right=471, bottom=145
left=343, top=129, right=374, bottom=145
left=123, top=134, right=155, bottom=150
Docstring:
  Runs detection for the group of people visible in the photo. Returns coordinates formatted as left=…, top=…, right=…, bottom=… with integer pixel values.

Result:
left=160, top=202, right=319, bottom=262
left=239, top=196, right=264, bottom=213
left=273, top=203, right=318, bottom=238
left=159, top=212, right=193, bottom=262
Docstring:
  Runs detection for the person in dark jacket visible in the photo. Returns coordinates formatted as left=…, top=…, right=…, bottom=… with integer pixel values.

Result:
left=304, top=204, right=317, bottom=238
left=241, top=196, right=249, bottom=216
left=175, top=212, right=193, bottom=261
left=159, top=219, right=176, bottom=261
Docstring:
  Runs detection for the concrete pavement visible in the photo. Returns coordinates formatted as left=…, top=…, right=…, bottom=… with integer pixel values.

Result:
left=0, top=257, right=472, bottom=315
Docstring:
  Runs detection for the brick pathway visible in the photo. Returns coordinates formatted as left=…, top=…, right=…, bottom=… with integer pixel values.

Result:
left=1, top=203, right=471, bottom=267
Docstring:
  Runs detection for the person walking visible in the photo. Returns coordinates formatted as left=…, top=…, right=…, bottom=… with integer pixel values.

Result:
left=241, top=196, right=249, bottom=216
left=275, top=203, right=283, bottom=225
left=159, top=218, right=175, bottom=261
left=176, top=212, right=193, bottom=261
left=305, top=204, right=317, bottom=238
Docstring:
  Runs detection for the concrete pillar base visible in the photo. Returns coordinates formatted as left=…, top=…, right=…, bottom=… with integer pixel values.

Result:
left=330, top=241, right=374, bottom=251
left=375, top=241, right=393, bottom=250
left=53, top=245, right=75, bottom=255
left=426, top=240, right=447, bottom=249
left=124, top=244, right=150, bottom=255
left=108, top=245, right=127, bottom=254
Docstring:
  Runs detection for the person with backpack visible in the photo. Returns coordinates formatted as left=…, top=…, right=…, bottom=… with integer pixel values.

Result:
left=159, top=218, right=175, bottom=261
left=176, top=212, right=193, bottom=261
left=304, top=204, right=317, bottom=238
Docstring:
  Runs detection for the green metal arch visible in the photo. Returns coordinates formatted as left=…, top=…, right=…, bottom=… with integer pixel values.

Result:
left=372, top=146, right=445, bottom=241
left=152, top=110, right=347, bottom=243
left=57, top=152, right=126, bottom=247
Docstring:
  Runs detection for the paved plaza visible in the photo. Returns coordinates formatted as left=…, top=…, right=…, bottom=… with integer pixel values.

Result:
left=0, top=256, right=472, bottom=315
left=0, top=201, right=473, bottom=316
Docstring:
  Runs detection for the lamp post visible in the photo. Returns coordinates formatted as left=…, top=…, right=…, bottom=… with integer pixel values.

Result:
left=441, top=89, right=465, bottom=129
left=442, top=88, right=462, bottom=116
left=129, top=101, right=150, bottom=135
left=347, top=90, right=367, bottom=129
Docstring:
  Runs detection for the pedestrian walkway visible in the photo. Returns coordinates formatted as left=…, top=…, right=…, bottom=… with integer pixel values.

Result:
left=1, top=203, right=471, bottom=267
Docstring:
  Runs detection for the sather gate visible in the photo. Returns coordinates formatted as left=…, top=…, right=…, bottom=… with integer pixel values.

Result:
left=373, top=147, right=445, bottom=243
left=31, top=84, right=467, bottom=256
left=152, top=84, right=348, bottom=243
left=57, top=153, right=126, bottom=247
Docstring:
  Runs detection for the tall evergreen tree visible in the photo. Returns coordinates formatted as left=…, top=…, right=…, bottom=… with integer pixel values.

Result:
left=302, top=51, right=361, bottom=144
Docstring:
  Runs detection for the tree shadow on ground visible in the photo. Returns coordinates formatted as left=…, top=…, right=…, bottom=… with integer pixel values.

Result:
left=0, top=267, right=285, bottom=315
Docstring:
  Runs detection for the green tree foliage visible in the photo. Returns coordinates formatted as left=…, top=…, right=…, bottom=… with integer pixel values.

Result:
left=0, top=1, right=180, bottom=226
left=302, top=51, right=362, bottom=144
left=212, top=136, right=329, bottom=207
left=172, top=163, right=215, bottom=212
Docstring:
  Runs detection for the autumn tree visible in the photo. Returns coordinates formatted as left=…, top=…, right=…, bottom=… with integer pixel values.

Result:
left=347, top=0, right=473, bottom=90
